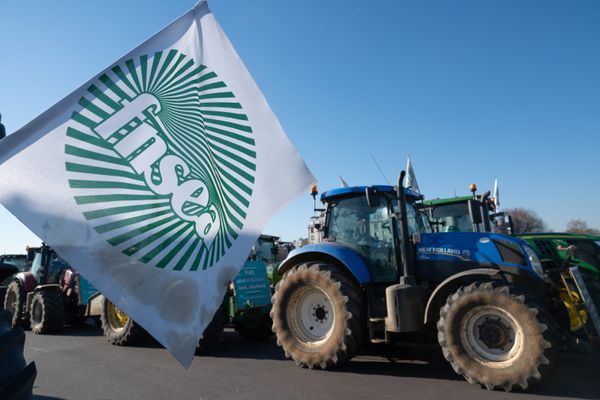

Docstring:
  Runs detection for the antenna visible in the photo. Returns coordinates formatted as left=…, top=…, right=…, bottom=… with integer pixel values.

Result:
left=370, top=154, right=390, bottom=185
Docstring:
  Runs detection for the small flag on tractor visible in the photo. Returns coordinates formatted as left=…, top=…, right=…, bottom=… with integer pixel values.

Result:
left=339, top=175, right=349, bottom=188
left=0, top=0, right=314, bottom=367
left=405, top=156, right=420, bottom=193
left=493, top=178, right=500, bottom=210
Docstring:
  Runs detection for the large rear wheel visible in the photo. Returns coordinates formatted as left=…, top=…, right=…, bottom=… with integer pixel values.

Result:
left=437, top=281, right=556, bottom=391
left=271, top=263, right=365, bottom=369
left=100, top=297, right=146, bottom=346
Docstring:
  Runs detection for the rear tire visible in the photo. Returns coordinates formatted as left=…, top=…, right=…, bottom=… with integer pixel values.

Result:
left=30, top=290, right=64, bottom=334
left=437, top=281, right=556, bottom=391
left=271, top=263, right=365, bottom=369
left=100, top=298, right=146, bottom=346
left=3, top=281, right=26, bottom=328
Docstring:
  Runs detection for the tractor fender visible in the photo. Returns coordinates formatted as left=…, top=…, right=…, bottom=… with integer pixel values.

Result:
left=86, top=292, right=104, bottom=317
left=25, top=284, right=61, bottom=312
left=424, top=268, right=505, bottom=325
left=14, top=272, right=37, bottom=293
left=278, top=243, right=372, bottom=284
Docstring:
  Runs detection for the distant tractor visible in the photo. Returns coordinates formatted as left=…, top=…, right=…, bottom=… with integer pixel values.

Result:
left=422, top=187, right=600, bottom=344
left=272, top=173, right=564, bottom=391
left=3, top=244, right=100, bottom=333
left=0, top=254, right=27, bottom=305
left=100, top=234, right=291, bottom=349
left=227, top=234, right=291, bottom=340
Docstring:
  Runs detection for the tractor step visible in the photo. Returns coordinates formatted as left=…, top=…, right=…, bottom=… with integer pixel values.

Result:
left=368, top=317, right=386, bottom=344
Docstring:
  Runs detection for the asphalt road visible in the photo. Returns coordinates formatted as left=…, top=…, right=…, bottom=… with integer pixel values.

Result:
left=24, top=323, right=599, bottom=400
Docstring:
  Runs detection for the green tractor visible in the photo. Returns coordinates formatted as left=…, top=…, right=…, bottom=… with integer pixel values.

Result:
left=422, top=186, right=600, bottom=345
left=224, top=234, right=290, bottom=340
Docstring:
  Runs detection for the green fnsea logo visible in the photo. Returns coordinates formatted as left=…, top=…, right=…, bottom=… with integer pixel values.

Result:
left=64, top=50, right=256, bottom=271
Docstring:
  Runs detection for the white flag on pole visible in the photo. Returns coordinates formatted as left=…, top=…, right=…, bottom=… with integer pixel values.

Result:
left=405, top=156, right=420, bottom=193
left=493, top=178, right=500, bottom=210
left=339, top=175, right=349, bottom=188
left=0, top=1, right=314, bottom=367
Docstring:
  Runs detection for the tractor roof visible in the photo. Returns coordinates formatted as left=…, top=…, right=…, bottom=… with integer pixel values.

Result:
left=321, top=185, right=422, bottom=203
left=516, top=232, right=600, bottom=241
left=422, top=195, right=473, bottom=206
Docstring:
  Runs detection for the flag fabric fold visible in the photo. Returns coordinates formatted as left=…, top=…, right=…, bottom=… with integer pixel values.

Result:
left=405, top=156, right=420, bottom=193
left=493, top=178, right=500, bottom=210
left=0, top=1, right=314, bottom=367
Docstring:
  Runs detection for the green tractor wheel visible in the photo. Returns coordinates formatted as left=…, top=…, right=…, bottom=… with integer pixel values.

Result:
left=100, top=298, right=147, bottom=346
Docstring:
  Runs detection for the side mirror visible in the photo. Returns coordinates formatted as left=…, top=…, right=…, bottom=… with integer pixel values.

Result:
left=365, top=187, right=381, bottom=207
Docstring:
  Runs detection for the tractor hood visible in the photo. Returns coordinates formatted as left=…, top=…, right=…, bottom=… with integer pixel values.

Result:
left=417, top=232, right=544, bottom=282
left=516, top=233, right=600, bottom=275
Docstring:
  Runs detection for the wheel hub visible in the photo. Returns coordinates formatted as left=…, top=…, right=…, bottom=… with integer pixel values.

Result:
left=461, top=306, right=524, bottom=366
left=313, top=305, right=328, bottom=322
left=477, top=318, right=512, bottom=350
left=107, top=302, right=129, bottom=332
left=32, top=301, right=42, bottom=323
left=287, top=286, right=335, bottom=344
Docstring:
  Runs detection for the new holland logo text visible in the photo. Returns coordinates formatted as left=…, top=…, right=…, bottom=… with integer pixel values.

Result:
left=64, top=50, right=256, bottom=271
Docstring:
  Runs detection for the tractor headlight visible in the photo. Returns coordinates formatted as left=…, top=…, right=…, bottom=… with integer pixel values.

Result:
left=523, top=245, right=544, bottom=279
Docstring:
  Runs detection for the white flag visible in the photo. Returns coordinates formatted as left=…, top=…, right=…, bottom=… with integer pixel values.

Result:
left=339, top=175, right=349, bottom=188
left=0, top=1, right=314, bottom=367
left=493, top=178, right=500, bottom=209
left=405, top=156, right=420, bottom=193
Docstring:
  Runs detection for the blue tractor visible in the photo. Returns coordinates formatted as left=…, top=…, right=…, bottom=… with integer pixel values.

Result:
left=271, top=172, right=558, bottom=392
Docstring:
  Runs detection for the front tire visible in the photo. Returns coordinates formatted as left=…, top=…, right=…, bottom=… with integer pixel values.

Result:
left=30, top=290, right=64, bottom=334
left=3, top=281, right=27, bottom=328
left=271, top=263, right=365, bottom=369
left=437, top=281, right=556, bottom=391
left=100, top=298, right=146, bottom=346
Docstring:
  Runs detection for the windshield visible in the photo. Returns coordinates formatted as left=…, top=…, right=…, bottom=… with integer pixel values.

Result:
left=30, top=253, right=43, bottom=279
left=392, top=202, right=431, bottom=235
left=253, top=239, right=277, bottom=263
left=429, top=202, right=472, bottom=232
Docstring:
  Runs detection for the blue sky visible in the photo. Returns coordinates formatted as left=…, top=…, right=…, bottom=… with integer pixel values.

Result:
left=0, top=0, right=599, bottom=253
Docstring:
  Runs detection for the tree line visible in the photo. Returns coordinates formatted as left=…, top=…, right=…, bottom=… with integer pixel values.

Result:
left=504, top=207, right=600, bottom=235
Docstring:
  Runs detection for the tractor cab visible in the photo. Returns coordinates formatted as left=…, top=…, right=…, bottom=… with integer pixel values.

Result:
left=28, top=246, right=70, bottom=286
left=322, top=185, right=428, bottom=283
left=422, top=184, right=513, bottom=234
